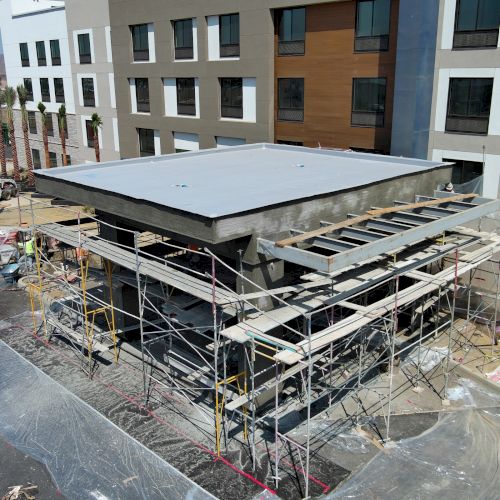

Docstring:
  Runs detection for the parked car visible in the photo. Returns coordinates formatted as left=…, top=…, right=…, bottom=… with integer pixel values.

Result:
left=0, top=179, right=18, bottom=201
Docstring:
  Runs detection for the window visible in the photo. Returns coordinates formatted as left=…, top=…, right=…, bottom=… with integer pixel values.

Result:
left=351, top=78, right=386, bottom=127
left=28, top=112, right=37, bottom=134
left=40, top=78, right=50, bottom=102
left=78, top=33, right=92, bottom=64
left=138, top=128, right=155, bottom=157
left=82, top=78, right=95, bottom=107
left=446, top=78, right=493, bottom=134
left=220, top=14, right=240, bottom=57
left=50, top=40, right=61, bottom=65
left=49, top=151, right=57, bottom=168
left=278, top=78, right=304, bottom=122
left=135, top=78, right=150, bottom=112
left=176, top=78, right=196, bottom=116
left=54, top=78, right=65, bottom=103
left=36, top=41, right=46, bottom=66
left=355, top=0, right=391, bottom=51
left=86, top=120, right=94, bottom=148
left=131, top=24, right=149, bottom=61
left=32, top=149, right=41, bottom=169
left=174, top=19, right=194, bottom=59
left=46, top=114, right=54, bottom=137
left=220, top=78, right=243, bottom=119
left=454, top=0, right=500, bottom=48
left=62, top=154, right=72, bottom=165
left=444, top=158, right=484, bottom=184
left=24, top=78, right=33, bottom=101
left=20, top=43, right=30, bottom=67
left=59, top=115, right=68, bottom=139
left=278, top=8, right=305, bottom=55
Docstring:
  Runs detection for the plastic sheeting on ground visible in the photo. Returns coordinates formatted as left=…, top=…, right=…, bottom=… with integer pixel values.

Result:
left=325, top=408, right=500, bottom=499
left=0, top=340, right=215, bottom=500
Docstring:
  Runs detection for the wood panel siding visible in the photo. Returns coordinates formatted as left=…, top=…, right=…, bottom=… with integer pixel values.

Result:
left=274, top=0, right=399, bottom=153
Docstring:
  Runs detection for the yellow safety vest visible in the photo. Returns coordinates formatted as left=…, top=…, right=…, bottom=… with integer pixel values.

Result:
left=25, top=238, right=35, bottom=256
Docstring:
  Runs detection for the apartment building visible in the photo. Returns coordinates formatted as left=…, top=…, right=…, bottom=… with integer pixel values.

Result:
left=109, top=0, right=401, bottom=157
left=428, top=0, right=500, bottom=199
left=65, top=0, right=120, bottom=163
left=0, top=0, right=81, bottom=169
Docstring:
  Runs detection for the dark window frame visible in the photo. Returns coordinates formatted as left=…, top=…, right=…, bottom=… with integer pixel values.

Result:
left=131, top=24, right=150, bottom=61
left=444, top=157, right=484, bottom=184
left=220, top=77, right=243, bottom=119
left=32, top=149, right=41, bottom=169
left=36, top=41, right=47, bottom=66
left=445, top=77, right=493, bottom=135
left=135, top=78, right=150, bottom=113
left=82, top=77, right=95, bottom=107
left=40, top=78, right=51, bottom=102
left=277, top=7, right=306, bottom=56
left=28, top=112, right=37, bottom=134
left=174, top=18, right=194, bottom=60
left=219, top=13, right=240, bottom=58
left=453, top=0, right=500, bottom=49
left=20, top=43, right=30, bottom=67
left=24, top=78, right=33, bottom=101
left=54, top=78, right=65, bottom=103
left=138, top=128, right=155, bottom=157
left=176, top=78, right=196, bottom=116
left=46, top=113, right=54, bottom=137
left=277, top=78, right=304, bottom=122
left=351, top=77, right=387, bottom=128
left=50, top=39, right=61, bottom=65
left=355, top=0, right=391, bottom=52
left=78, top=33, right=92, bottom=64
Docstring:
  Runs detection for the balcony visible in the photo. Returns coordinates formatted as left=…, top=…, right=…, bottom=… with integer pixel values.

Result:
left=175, top=47, right=193, bottom=60
left=278, top=108, right=304, bottom=122
left=355, top=35, right=389, bottom=52
left=453, top=29, right=499, bottom=49
left=278, top=40, right=305, bottom=56
left=220, top=43, right=240, bottom=58
left=351, top=111, right=384, bottom=127
left=445, top=116, right=489, bottom=135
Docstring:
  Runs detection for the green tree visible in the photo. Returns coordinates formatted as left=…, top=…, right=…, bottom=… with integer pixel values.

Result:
left=0, top=91, right=7, bottom=177
left=58, top=104, right=68, bottom=166
left=37, top=102, right=50, bottom=168
left=17, top=85, right=34, bottom=187
left=90, top=113, right=102, bottom=163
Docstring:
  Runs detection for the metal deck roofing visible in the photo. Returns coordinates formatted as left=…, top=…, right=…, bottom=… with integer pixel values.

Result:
left=35, top=144, right=449, bottom=218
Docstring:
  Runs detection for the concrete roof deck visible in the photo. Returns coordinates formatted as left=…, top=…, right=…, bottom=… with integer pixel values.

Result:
left=35, top=144, right=449, bottom=219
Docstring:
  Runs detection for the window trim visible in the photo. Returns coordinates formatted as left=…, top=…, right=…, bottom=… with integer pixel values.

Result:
left=351, top=77, right=387, bottom=128
left=176, top=78, right=196, bottom=116
left=77, top=32, right=92, bottom=64
left=277, top=7, right=306, bottom=56
left=130, top=24, right=150, bottom=62
left=174, top=18, right=195, bottom=60
left=220, top=77, right=243, bottom=119
left=453, top=0, right=499, bottom=49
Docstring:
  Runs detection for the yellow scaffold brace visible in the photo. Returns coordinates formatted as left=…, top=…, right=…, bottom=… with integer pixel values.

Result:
left=27, top=235, right=48, bottom=338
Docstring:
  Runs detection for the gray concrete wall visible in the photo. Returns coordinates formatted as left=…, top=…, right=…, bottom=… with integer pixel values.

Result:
left=65, top=0, right=120, bottom=163
left=390, top=0, right=438, bottom=159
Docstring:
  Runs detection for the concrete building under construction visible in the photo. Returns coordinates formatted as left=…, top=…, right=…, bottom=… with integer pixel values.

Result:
left=25, top=144, right=500, bottom=497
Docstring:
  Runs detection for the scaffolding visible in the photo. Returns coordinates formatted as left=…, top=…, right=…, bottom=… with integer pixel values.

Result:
left=19, top=193, right=500, bottom=497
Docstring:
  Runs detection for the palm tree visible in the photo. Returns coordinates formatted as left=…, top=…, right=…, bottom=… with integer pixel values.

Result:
left=0, top=91, right=7, bottom=177
left=38, top=102, right=50, bottom=168
left=90, top=113, right=102, bottom=163
left=58, top=104, right=68, bottom=166
left=17, top=85, right=34, bottom=187
left=4, top=86, right=20, bottom=181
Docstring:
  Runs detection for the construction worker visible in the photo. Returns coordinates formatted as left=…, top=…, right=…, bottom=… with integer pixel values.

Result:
left=444, top=182, right=454, bottom=193
left=18, top=234, right=35, bottom=270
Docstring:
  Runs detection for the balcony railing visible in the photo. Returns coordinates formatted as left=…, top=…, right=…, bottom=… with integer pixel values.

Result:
left=175, top=47, right=194, bottom=60
left=79, top=53, right=91, bottom=64
left=278, top=108, right=304, bottom=122
left=453, top=29, right=499, bottom=49
left=445, top=116, right=489, bottom=135
left=177, top=103, right=196, bottom=116
left=355, top=35, right=389, bottom=52
left=133, top=49, right=150, bottom=61
left=220, top=43, right=240, bottom=58
left=278, top=40, right=305, bottom=56
left=137, top=101, right=150, bottom=113
left=221, top=105, right=243, bottom=119
left=351, top=111, right=385, bottom=127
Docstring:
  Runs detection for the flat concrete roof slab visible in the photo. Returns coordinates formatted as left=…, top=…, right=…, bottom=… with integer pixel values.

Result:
left=35, top=144, right=448, bottom=218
